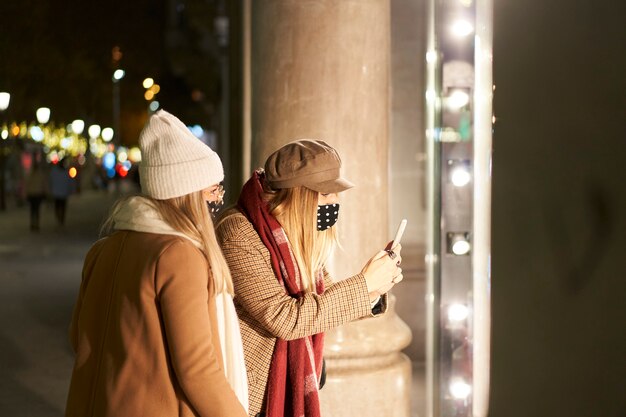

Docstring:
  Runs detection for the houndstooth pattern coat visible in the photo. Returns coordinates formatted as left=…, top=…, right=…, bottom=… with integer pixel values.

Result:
left=216, top=210, right=387, bottom=416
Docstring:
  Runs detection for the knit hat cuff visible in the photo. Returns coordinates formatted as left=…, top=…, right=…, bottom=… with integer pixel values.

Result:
left=140, top=156, right=224, bottom=200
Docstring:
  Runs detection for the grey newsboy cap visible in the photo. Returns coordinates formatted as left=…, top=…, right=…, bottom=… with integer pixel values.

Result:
left=264, top=139, right=355, bottom=194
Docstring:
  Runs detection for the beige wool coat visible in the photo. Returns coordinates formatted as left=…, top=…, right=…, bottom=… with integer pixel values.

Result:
left=66, top=231, right=247, bottom=417
left=216, top=211, right=387, bottom=416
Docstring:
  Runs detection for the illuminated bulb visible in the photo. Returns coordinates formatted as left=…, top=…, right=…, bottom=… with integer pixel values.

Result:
left=1, top=130, right=7, bottom=140
left=128, top=147, right=142, bottom=162
left=425, top=89, right=437, bottom=102
left=143, top=78, right=154, bottom=89
left=101, top=127, right=114, bottom=142
left=30, top=126, right=44, bottom=142
left=451, top=166, right=471, bottom=186
left=452, top=239, right=471, bottom=255
left=117, top=150, right=128, bottom=163
left=149, top=101, right=160, bottom=112
left=446, top=90, right=470, bottom=110
left=68, top=167, right=78, bottom=178
left=447, top=303, right=469, bottom=322
left=0, top=92, right=10, bottom=111
left=144, top=90, right=154, bottom=101
left=88, top=124, right=101, bottom=139
left=426, top=50, right=438, bottom=63
left=36, top=107, right=51, bottom=124
left=71, top=119, right=85, bottom=135
left=113, top=69, right=125, bottom=81
left=451, top=19, right=474, bottom=37
left=449, top=379, right=472, bottom=399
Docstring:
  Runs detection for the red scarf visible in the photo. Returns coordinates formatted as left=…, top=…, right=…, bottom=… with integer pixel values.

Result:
left=238, top=170, right=325, bottom=417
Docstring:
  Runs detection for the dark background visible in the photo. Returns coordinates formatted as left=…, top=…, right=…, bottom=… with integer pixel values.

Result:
left=491, top=0, right=626, bottom=416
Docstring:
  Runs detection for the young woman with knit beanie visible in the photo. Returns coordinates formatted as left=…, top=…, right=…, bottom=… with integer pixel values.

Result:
left=216, top=139, right=403, bottom=417
left=65, top=110, right=248, bottom=417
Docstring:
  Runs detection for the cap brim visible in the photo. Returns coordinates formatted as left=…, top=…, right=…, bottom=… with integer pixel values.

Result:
left=308, top=177, right=355, bottom=194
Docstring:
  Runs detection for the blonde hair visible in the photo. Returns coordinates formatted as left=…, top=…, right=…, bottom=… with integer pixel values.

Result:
left=101, top=192, right=234, bottom=295
left=264, top=184, right=339, bottom=293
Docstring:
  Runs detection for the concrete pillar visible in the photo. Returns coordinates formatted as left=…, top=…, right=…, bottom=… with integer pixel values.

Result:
left=249, top=1, right=412, bottom=416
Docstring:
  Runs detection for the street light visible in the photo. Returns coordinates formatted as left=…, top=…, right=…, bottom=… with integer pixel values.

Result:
left=0, top=92, right=10, bottom=111
left=0, top=92, right=10, bottom=211
left=71, top=119, right=85, bottom=135
left=101, top=127, right=114, bottom=142
left=88, top=124, right=101, bottom=139
left=112, top=68, right=125, bottom=146
left=36, top=107, right=51, bottom=124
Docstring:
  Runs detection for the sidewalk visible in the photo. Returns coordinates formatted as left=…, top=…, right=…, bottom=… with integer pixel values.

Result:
left=0, top=190, right=120, bottom=416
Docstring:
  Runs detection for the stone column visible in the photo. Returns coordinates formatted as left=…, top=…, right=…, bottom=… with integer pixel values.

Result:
left=249, top=1, right=412, bottom=416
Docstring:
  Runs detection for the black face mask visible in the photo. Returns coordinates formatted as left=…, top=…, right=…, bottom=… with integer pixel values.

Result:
left=207, top=201, right=223, bottom=216
left=317, top=204, right=340, bottom=231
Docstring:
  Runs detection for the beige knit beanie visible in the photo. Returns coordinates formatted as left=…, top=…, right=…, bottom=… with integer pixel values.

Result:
left=138, top=110, right=224, bottom=200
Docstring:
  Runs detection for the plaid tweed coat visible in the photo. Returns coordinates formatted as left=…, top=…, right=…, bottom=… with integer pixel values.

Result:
left=217, top=210, right=387, bottom=416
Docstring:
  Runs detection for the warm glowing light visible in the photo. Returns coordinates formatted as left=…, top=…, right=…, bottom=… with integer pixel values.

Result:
left=143, top=78, right=154, bottom=89
left=452, top=239, right=471, bottom=256
left=128, top=147, right=142, bottom=162
left=36, top=107, right=51, bottom=124
left=30, top=126, right=44, bottom=142
left=117, top=150, right=128, bottom=163
left=1, top=130, right=7, bottom=140
left=449, top=379, right=472, bottom=399
left=150, top=84, right=160, bottom=94
left=0, top=92, right=10, bottom=111
left=149, top=101, right=160, bottom=112
left=492, top=115, right=496, bottom=124
left=68, top=167, right=78, bottom=178
left=113, top=69, right=126, bottom=81
left=451, top=19, right=474, bottom=37
left=101, top=127, right=114, bottom=142
left=448, top=303, right=469, bottom=322
left=446, top=90, right=470, bottom=110
left=11, top=125, right=20, bottom=136
left=88, top=124, right=101, bottom=139
left=72, top=119, right=85, bottom=135
left=451, top=166, right=471, bottom=187
left=144, top=90, right=155, bottom=101
left=425, top=89, right=437, bottom=102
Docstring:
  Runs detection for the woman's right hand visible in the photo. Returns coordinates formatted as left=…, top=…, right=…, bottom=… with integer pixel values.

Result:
left=361, top=244, right=403, bottom=297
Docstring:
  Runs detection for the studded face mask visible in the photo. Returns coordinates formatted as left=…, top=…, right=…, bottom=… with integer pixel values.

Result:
left=317, top=204, right=340, bottom=231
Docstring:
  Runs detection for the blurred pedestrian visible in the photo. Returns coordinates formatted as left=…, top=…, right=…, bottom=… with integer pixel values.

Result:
left=216, top=139, right=403, bottom=417
left=49, top=158, right=74, bottom=227
left=24, top=155, right=47, bottom=231
left=66, top=110, right=248, bottom=417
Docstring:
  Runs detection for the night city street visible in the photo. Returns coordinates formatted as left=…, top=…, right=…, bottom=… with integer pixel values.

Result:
left=0, top=189, right=119, bottom=416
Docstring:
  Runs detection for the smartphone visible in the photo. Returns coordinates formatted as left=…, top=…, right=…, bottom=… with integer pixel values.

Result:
left=391, top=219, right=407, bottom=249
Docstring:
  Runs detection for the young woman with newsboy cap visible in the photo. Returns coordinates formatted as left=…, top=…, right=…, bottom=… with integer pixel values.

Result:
left=216, top=139, right=403, bottom=417
left=65, top=110, right=248, bottom=417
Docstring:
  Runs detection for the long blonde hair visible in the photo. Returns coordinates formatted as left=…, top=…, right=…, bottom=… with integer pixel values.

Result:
left=101, top=192, right=234, bottom=295
left=264, top=183, right=339, bottom=293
